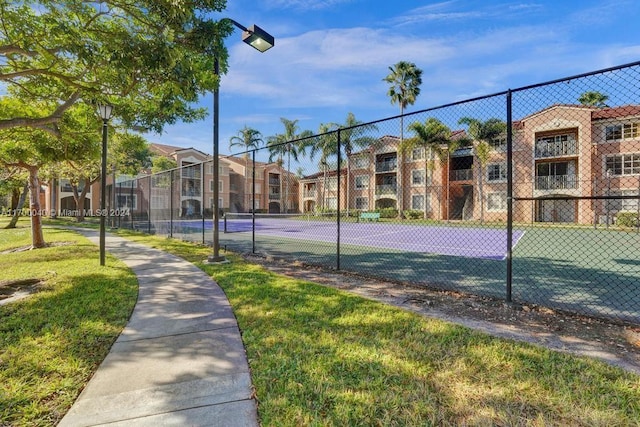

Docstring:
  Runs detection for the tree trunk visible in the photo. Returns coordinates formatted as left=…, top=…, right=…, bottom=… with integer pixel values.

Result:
left=5, top=182, right=29, bottom=229
left=397, top=113, right=404, bottom=218
left=71, top=182, right=91, bottom=222
left=27, top=166, right=46, bottom=248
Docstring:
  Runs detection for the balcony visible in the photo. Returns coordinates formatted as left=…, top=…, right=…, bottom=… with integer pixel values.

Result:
left=375, top=184, right=397, bottom=195
left=181, top=168, right=201, bottom=179
left=303, top=190, right=316, bottom=198
left=269, top=193, right=281, bottom=200
left=376, top=160, right=397, bottom=173
left=269, top=178, right=280, bottom=185
left=535, top=139, right=577, bottom=159
left=450, top=169, right=473, bottom=181
left=182, top=189, right=201, bottom=197
left=535, top=174, right=578, bottom=190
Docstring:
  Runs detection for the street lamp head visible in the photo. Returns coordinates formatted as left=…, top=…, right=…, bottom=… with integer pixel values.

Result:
left=242, top=24, right=274, bottom=52
left=97, top=103, right=113, bottom=121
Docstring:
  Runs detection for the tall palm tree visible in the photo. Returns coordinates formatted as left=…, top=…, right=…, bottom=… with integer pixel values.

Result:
left=229, top=126, right=263, bottom=211
left=383, top=61, right=423, bottom=217
left=309, top=123, right=339, bottom=211
left=578, top=91, right=609, bottom=108
left=267, top=118, right=312, bottom=213
left=402, top=118, right=456, bottom=219
left=340, top=112, right=378, bottom=216
left=457, top=117, right=507, bottom=223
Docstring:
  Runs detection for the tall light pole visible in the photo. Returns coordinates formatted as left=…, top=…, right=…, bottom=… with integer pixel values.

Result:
left=208, top=20, right=274, bottom=263
left=97, top=103, right=113, bottom=266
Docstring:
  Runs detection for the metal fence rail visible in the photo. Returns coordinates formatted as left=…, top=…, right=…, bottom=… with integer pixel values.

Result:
left=112, top=60, right=640, bottom=325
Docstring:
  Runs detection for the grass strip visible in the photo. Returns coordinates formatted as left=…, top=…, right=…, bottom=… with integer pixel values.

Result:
left=119, top=231, right=640, bottom=426
left=0, top=221, right=138, bottom=426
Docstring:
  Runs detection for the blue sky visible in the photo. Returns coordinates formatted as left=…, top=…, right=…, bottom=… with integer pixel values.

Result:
left=151, top=0, right=640, bottom=156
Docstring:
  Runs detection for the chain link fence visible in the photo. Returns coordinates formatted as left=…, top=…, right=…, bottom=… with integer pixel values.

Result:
left=111, top=61, right=640, bottom=325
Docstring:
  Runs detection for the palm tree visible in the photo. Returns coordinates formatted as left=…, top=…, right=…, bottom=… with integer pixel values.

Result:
left=402, top=118, right=456, bottom=219
left=383, top=61, right=423, bottom=217
left=457, top=117, right=507, bottom=223
left=578, top=91, right=609, bottom=108
left=229, top=126, right=263, bottom=211
left=339, top=112, right=378, bottom=216
left=309, top=123, right=339, bottom=211
left=267, top=118, right=312, bottom=213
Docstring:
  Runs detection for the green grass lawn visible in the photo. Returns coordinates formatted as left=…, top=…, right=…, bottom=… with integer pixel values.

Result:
left=2, top=219, right=640, bottom=425
left=120, top=230, right=640, bottom=426
left=0, top=218, right=138, bottom=425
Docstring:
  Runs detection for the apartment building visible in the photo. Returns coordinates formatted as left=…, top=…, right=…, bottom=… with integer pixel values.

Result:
left=299, top=104, right=640, bottom=225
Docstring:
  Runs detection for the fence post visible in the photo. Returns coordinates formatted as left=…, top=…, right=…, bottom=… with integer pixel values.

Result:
left=252, top=149, right=256, bottom=254
left=337, top=129, right=342, bottom=271
left=202, top=163, right=205, bottom=244
left=170, top=171, right=174, bottom=238
left=147, top=175, right=151, bottom=234
left=506, top=89, right=513, bottom=303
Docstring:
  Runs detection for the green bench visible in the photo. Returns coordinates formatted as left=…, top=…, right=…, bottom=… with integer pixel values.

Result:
left=359, top=212, right=380, bottom=222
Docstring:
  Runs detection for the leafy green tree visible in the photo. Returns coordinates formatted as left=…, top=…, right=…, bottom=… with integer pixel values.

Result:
left=151, top=156, right=178, bottom=174
left=339, top=112, right=377, bottom=215
left=308, top=123, right=339, bottom=211
left=0, top=166, right=29, bottom=229
left=229, top=126, right=263, bottom=210
left=383, top=61, right=423, bottom=217
left=578, top=91, right=609, bottom=108
left=267, top=118, right=313, bottom=212
left=457, top=117, right=507, bottom=223
left=0, top=0, right=230, bottom=135
left=402, top=118, right=458, bottom=219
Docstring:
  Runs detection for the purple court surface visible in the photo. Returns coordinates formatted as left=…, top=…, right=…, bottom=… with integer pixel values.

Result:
left=171, top=218, right=525, bottom=261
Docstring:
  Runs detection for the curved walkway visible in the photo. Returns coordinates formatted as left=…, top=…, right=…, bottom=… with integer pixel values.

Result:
left=59, top=231, right=258, bottom=427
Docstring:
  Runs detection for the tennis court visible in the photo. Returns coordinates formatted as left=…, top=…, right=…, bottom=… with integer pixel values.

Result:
left=172, top=214, right=525, bottom=261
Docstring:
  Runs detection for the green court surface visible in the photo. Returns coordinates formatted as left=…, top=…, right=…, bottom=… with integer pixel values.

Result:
left=208, top=222, right=640, bottom=323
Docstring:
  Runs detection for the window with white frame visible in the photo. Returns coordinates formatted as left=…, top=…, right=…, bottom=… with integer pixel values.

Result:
left=326, top=197, right=337, bottom=209
left=606, top=122, right=639, bottom=141
left=354, top=175, right=368, bottom=189
left=150, top=195, right=168, bottom=209
left=116, top=194, right=137, bottom=209
left=605, top=153, right=640, bottom=176
left=355, top=197, right=368, bottom=210
left=249, top=198, right=260, bottom=210
left=411, top=147, right=424, bottom=160
left=610, top=189, right=640, bottom=212
left=487, top=162, right=507, bottom=182
left=489, top=136, right=507, bottom=152
left=412, top=169, right=425, bottom=186
left=487, top=192, right=507, bottom=211
left=352, top=156, right=369, bottom=169
left=327, top=177, right=337, bottom=190
left=219, top=180, right=223, bottom=192
left=411, top=194, right=424, bottom=210
left=209, top=180, right=214, bottom=191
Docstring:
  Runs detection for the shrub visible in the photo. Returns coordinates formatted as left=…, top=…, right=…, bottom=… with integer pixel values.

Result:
left=404, top=210, right=423, bottom=219
left=616, top=212, right=639, bottom=227
left=376, top=208, right=398, bottom=218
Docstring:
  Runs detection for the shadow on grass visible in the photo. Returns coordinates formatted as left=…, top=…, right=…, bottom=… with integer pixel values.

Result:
left=0, top=243, right=137, bottom=425
left=207, top=259, right=640, bottom=425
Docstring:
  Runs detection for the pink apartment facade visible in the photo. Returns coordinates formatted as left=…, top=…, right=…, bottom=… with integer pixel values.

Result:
left=299, top=104, right=640, bottom=225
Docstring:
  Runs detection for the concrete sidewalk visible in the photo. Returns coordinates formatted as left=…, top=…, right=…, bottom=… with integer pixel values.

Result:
left=59, top=231, right=258, bottom=426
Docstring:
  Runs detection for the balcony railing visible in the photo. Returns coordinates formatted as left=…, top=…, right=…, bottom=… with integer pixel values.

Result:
left=375, top=184, right=397, bottom=195
left=269, top=178, right=280, bottom=185
left=535, top=174, right=578, bottom=190
left=535, top=139, right=578, bottom=158
left=181, top=168, right=201, bottom=179
left=376, top=160, right=397, bottom=173
left=450, top=169, right=473, bottom=181
left=182, top=189, right=201, bottom=197
left=304, top=190, right=316, bottom=198
left=269, top=193, right=281, bottom=200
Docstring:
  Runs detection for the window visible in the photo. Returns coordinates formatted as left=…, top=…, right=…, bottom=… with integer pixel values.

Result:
left=354, top=175, right=369, bottom=189
left=411, top=169, right=425, bottom=186
left=249, top=199, right=260, bottom=210
left=327, top=178, right=337, bottom=190
left=326, top=197, right=337, bottom=209
left=606, top=123, right=639, bottom=141
left=356, top=197, right=368, bottom=210
left=116, top=194, right=137, bottom=209
left=606, top=154, right=640, bottom=176
left=209, top=180, right=214, bottom=191
left=490, top=137, right=507, bottom=152
left=352, top=156, right=369, bottom=169
left=411, top=148, right=424, bottom=160
left=411, top=194, right=424, bottom=210
left=219, top=180, right=223, bottom=192
left=487, top=163, right=507, bottom=182
left=487, top=192, right=507, bottom=211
